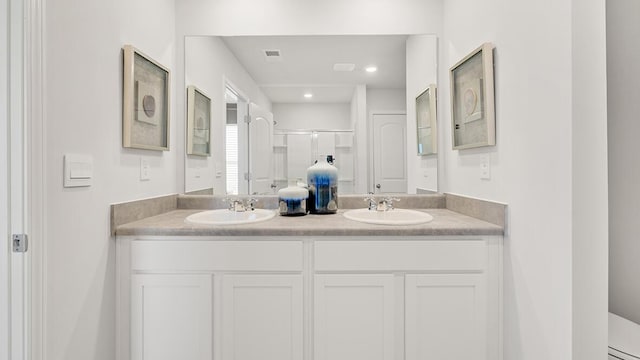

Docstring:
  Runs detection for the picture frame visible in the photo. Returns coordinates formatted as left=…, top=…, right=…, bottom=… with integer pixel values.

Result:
left=186, top=85, right=212, bottom=156
left=450, top=42, right=495, bottom=150
left=416, top=84, right=437, bottom=155
left=122, top=45, right=170, bottom=151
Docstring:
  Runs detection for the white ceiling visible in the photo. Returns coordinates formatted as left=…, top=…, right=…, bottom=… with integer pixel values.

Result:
left=221, top=35, right=408, bottom=103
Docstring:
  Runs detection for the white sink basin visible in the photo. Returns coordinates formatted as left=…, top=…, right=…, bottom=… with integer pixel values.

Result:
left=185, top=209, right=276, bottom=225
left=343, top=208, right=434, bottom=226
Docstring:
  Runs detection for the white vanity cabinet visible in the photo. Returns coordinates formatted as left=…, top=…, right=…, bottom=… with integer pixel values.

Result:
left=221, top=274, right=304, bottom=360
left=130, top=274, right=213, bottom=360
left=117, top=238, right=305, bottom=360
left=117, top=236, right=502, bottom=360
left=313, top=238, right=502, bottom=360
left=314, top=274, right=398, bottom=360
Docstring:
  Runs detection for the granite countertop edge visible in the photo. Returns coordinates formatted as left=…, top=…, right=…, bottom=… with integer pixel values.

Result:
left=115, top=209, right=504, bottom=237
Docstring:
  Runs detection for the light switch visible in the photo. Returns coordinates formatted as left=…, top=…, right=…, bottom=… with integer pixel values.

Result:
left=64, top=154, right=93, bottom=187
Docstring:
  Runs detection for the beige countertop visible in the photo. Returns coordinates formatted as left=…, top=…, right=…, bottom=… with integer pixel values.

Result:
left=115, top=208, right=504, bottom=237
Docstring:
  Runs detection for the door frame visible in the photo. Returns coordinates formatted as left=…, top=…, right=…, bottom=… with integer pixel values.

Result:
left=1, top=0, right=11, bottom=356
left=25, top=0, right=45, bottom=358
left=223, top=78, right=250, bottom=195
left=3, top=0, right=43, bottom=358
left=368, top=110, right=407, bottom=193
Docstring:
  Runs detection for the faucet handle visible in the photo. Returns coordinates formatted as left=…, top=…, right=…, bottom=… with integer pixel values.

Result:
left=222, top=196, right=236, bottom=210
left=246, top=197, right=259, bottom=211
left=382, top=196, right=401, bottom=210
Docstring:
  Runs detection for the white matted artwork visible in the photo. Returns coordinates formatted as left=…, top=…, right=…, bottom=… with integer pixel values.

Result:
left=122, top=45, right=170, bottom=151
left=450, top=42, right=495, bottom=150
left=415, top=84, right=437, bottom=155
left=187, top=85, right=212, bottom=156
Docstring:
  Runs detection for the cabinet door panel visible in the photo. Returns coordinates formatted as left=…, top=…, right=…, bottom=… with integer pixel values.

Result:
left=406, top=274, right=487, bottom=360
left=222, top=274, right=303, bottom=360
left=314, top=274, right=395, bottom=360
left=131, top=274, right=212, bottom=360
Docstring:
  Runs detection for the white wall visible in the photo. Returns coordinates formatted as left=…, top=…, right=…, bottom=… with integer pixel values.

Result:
left=366, top=88, right=406, bottom=113
left=273, top=103, right=351, bottom=130
left=0, top=0, right=9, bottom=356
left=607, top=0, right=640, bottom=325
left=184, top=36, right=271, bottom=193
left=572, top=0, right=608, bottom=358
left=44, top=0, right=177, bottom=359
left=352, top=85, right=368, bottom=193
left=439, top=0, right=608, bottom=359
left=406, top=35, right=438, bottom=193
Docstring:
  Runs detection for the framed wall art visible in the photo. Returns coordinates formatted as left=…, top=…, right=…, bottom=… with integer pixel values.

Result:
left=186, top=85, right=211, bottom=156
left=122, top=45, right=170, bottom=151
left=450, top=42, right=495, bottom=150
left=416, top=84, right=437, bottom=155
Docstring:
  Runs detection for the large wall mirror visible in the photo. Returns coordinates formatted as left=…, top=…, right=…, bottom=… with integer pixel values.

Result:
left=184, top=34, right=438, bottom=196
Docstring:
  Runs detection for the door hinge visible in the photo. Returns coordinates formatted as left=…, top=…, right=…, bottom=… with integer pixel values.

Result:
left=244, top=115, right=251, bottom=124
left=12, top=234, right=28, bottom=253
left=244, top=172, right=252, bottom=181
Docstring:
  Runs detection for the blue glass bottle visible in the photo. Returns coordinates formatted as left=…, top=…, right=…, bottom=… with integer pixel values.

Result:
left=307, top=155, right=338, bottom=214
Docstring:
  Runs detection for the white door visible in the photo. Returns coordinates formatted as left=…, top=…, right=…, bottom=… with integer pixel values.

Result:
left=2, top=0, right=28, bottom=358
left=248, top=102, right=274, bottom=194
left=314, top=274, right=396, bottom=360
left=372, top=113, right=407, bottom=193
left=222, top=274, right=303, bottom=360
left=131, top=274, right=213, bottom=360
left=405, top=274, right=487, bottom=360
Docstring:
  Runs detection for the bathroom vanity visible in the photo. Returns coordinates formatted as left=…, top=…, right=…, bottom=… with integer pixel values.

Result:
left=113, top=195, right=504, bottom=360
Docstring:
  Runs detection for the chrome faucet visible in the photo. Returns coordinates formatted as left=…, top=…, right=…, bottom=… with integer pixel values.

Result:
left=224, top=197, right=259, bottom=212
left=364, top=192, right=378, bottom=211
left=364, top=193, right=400, bottom=212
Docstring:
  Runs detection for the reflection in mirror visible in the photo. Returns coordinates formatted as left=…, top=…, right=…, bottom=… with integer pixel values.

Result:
left=184, top=35, right=438, bottom=195
left=416, top=84, right=437, bottom=156
left=274, top=130, right=355, bottom=193
left=224, top=87, right=240, bottom=194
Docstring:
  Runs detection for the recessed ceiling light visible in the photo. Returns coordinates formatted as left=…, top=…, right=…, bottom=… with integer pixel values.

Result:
left=304, top=93, right=313, bottom=98
left=365, top=66, right=378, bottom=73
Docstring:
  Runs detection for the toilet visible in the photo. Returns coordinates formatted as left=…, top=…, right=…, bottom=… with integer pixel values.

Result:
left=609, top=312, right=640, bottom=359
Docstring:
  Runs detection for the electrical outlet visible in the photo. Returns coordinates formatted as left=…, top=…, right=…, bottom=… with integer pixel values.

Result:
left=480, top=155, right=491, bottom=180
left=140, top=158, right=150, bottom=181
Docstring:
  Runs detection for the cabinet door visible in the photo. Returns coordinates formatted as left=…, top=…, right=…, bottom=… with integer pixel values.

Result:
left=131, top=274, right=212, bottom=360
left=314, top=274, right=396, bottom=360
left=405, top=274, right=487, bottom=360
left=221, top=274, right=303, bottom=360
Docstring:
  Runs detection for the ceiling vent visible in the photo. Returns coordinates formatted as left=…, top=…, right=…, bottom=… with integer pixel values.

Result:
left=263, top=49, right=283, bottom=62
left=333, top=63, right=356, bottom=72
